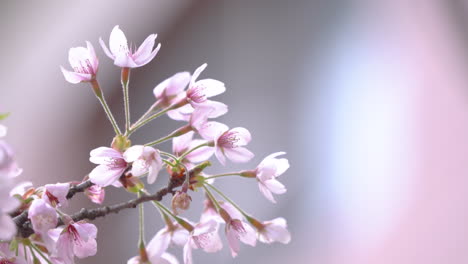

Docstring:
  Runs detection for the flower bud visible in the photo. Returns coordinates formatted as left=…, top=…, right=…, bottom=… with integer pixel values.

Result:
left=171, top=191, right=191, bottom=215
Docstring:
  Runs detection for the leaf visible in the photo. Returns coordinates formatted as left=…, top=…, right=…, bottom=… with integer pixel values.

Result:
left=0, top=112, right=10, bottom=121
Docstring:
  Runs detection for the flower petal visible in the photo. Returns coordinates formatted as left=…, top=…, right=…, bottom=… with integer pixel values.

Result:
left=263, top=178, right=286, bottom=194
left=0, top=214, right=16, bottom=240
left=134, top=43, right=161, bottom=67
left=99, top=37, right=114, bottom=59
left=123, top=145, right=144, bottom=163
left=166, top=72, right=191, bottom=96
left=223, top=147, right=254, bottom=163
left=230, top=127, right=251, bottom=146
left=109, top=25, right=128, bottom=56
left=190, top=63, right=207, bottom=85
left=61, top=67, right=87, bottom=84
left=194, top=79, right=225, bottom=98
left=89, top=165, right=125, bottom=187
left=147, top=229, right=171, bottom=259
left=89, top=147, right=123, bottom=164
left=258, top=182, right=276, bottom=203
left=132, top=34, right=157, bottom=65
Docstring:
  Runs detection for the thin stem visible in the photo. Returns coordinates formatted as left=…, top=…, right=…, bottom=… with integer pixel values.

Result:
left=204, top=173, right=242, bottom=180
left=91, top=80, right=122, bottom=135
left=133, top=101, right=160, bottom=128
left=160, top=151, right=178, bottom=161
left=145, top=133, right=177, bottom=147
left=202, top=185, right=221, bottom=210
left=30, top=243, right=52, bottom=264
left=179, top=142, right=210, bottom=161
left=127, top=107, right=172, bottom=136
left=122, top=68, right=131, bottom=133
left=205, top=183, right=249, bottom=218
left=138, top=192, right=145, bottom=248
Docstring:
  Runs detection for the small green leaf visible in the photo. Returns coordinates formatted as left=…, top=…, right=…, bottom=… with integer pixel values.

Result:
left=0, top=112, right=10, bottom=121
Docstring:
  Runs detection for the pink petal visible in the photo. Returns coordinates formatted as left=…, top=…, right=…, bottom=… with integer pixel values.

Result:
left=221, top=202, right=243, bottom=220
left=263, top=178, right=286, bottom=194
left=185, top=142, right=214, bottom=163
left=109, top=25, right=128, bottom=56
left=223, top=147, right=254, bottom=163
left=75, top=222, right=98, bottom=240
left=134, top=43, right=161, bottom=67
left=166, top=72, right=191, bottom=96
left=226, top=227, right=240, bottom=257
left=44, top=182, right=70, bottom=208
left=190, top=63, right=207, bottom=85
left=114, top=52, right=138, bottom=68
left=133, top=34, right=157, bottom=65
left=200, top=121, right=228, bottom=141
left=172, top=227, right=190, bottom=246
left=195, top=79, right=225, bottom=98
left=147, top=157, right=163, bottom=184
left=230, top=127, right=252, bottom=146
left=61, top=67, right=89, bottom=84
left=89, top=147, right=123, bottom=164
left=89, top=165, right=125, bottom=187
left=74, top=237, right=97, bottom=258
left=147, top=229, right=171, bottom=259
left=204, top=101, right=228, bottom=118
left=214, top=147, right=226, bottom=166
left=86, top=41, right=99, bottom=73
left=0, top=214, right=16, bottom=240
left=239, top=223, right=257, bottom=247
left=258, top=182, right=276, bottom=203
left=261, top=218, right=291, bottom=244
left=99, top=37, right=114, bottom=59
left=68, top=46, right=90, bottom=70
left=123, top=145, right=144, bottom=163
left=167, top=104, right=193, bottom=121
left=28, top=199, right=58, bottom=234
left=173, top=131, right=194, bottom=155
left=159, top=253, right=180, bottom=264
left=183, top=240, right=193, bottom=264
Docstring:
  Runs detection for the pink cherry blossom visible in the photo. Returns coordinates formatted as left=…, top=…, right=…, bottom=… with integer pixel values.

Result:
left=172, top=132, right=213, bottom=164
left=219, top=202, right=256, bottom=257
left=84, top=185, right=105, bottom=204
left=48, top=221, right=97, bottom=264
left=0, top=191, right=19, bottom=240
left=89, top=147, right=127, bottom=187
left=43, top=182, right=70, bottom=208
left=0, top=242, right=27, bottom=264
left=213, top=127, right=254, bottom=165
left=28, top=199, right=58, bottom=235
left=186, top=64, right=225, bottom=107
left=60, top=41, right=98, bottom=84
left=100, top=25, right=161, bottom=68
left=153, top=72, right=191, bottom=108
left=257, top=217, right=291, bottom=244
left=127, top=252, right=179, bottom=264
left=0, top=141, right=22, bottom=178
left=123, top=145, right=163, bottom=184
left=183, top=219, right=222, bottom=264
left=253, top=152, right=289, bottom=203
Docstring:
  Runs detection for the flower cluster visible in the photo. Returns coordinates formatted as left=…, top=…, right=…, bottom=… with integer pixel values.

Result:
left=2, top=25, right=291, bottom=264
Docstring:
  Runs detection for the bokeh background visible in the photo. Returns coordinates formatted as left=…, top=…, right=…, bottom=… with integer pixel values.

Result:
left=2, top=0, right=468, bottom=263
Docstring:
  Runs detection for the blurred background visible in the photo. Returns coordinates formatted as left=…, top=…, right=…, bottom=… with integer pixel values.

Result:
left=2, top=0, right=468, bottom=263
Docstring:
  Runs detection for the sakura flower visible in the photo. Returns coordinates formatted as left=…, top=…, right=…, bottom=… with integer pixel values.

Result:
left=28, top=199, right=58, bottom=234
left=48, top=221, right=97, bottom=264
left=219, top=202, right=256, bottom=257
left=172, top=132, right=213, bottom=164
left=0, top=141, right=22, bottom=178
left=256, top=217, right=291, bottom=244
left=153, top=72, right=191, bottom=108
left=189, top=106, right=228, bottom=140
left=248, top=152, right=289, bottom=203
left=43, top=182, right=70, bottom=208
left=183, top=219, right=222, bottom=264
left=60, top=41, right=98, bottom=84
left=0, top=190, right=19, bottom=240
left=0, top=242, right=27, bottom=264
left=213, top=126, right=254, bottom=165
left=100, top=25, right=161, bottom=68
left=84, top=185, right=105, bottom=204
left=123, top=145, right=163, bottom=184
left=89, top=147, right=128, bottom=187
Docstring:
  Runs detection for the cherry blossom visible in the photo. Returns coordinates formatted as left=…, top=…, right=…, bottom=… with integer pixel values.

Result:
left=123, top=145, right=163, bottom=184
left=0, top=243, right=27, bottom=264
left=0, top=141, right=22, bottom=178
left=212, top=126, right=254, bottom=165
left=172, top=132, right=213, bottom=164
left=28, top=199, right=58, bottom=235
left=256, top=217, right=291, bottom=244
left=100, top=25, right=161, bottom=68
left=60, top=41, right=98, bottom=84
left=47, top=221, right=98, bottom=264
left=89, top=147, right=127, bottom=187
left=219, top=202, right=256, bottom=257
left=183, top=219, right=222, bottom=264
left=0, top=125, right=6, bottom=138
left=43, top=182, right=70, bottom=208
left=153, top=72, right=191, bottom=108
left=127, top=252, right=179, bottom=264
left=247, top=152, right=289, bottom=203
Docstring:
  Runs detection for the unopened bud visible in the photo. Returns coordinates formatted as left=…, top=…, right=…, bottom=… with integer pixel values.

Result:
left=171, top=191, right=192, bottom=215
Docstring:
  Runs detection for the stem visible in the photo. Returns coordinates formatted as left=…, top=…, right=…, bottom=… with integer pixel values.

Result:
left=133, top=101, right=160, bottom=128
left=91, top=80, right=122, bottom=136
left=122, top=68, right=131, bottom=133
left=204, top=173, right=242, bottom=180
left=30, top=243, right=52, bottom=264
left=145, top=133, right=177, bottom=147
left=179, top=142, right=210, bottom=161
left=160, top=151, right=178, bottom=161
left=202, top=185, right=221, bottom=210
left=137, top=192, right=149, bottom=262
left=205, top=183, right=250, bottom=218
left=127, top=107, right=171, bottom=136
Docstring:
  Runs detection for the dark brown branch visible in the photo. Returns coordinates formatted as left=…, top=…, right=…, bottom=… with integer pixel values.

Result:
left=66, top=180, right=93, bottom=199
left=16, top=178, right=181, bottom=238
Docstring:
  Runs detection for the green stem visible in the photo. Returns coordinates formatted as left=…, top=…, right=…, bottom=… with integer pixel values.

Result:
left=91, top=80, right=122, bottom=136
left=145, top=133, right=177, bottom=147
left=127, top=107, right=172, bottom=136
left=138, top=193, right=145, bottom=248
left=133, top=101, right=160, bottom=129
left=30, top=243, right=53, bottom=264
left=202, top=185, right=221, bottom=210
left=204, top=173, right=242, bottom=180
left=122, top=68, right=131, bottom=133
left=160, top=151, right=178, bottom=161
left=205, top=183, right=250, bottom=218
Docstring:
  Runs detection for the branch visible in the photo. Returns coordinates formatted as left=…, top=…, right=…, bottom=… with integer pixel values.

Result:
left=16, top=178, right=181, bottom=238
